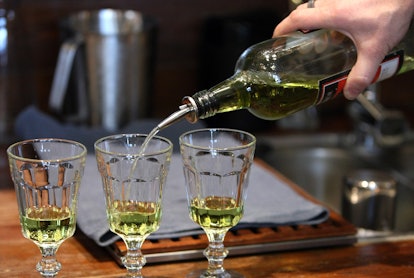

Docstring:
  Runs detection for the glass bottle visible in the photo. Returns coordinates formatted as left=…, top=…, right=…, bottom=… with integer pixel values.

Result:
left=180, top=28, right=414, bottom=123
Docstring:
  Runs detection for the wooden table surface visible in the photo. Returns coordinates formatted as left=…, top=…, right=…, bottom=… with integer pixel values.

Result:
left=1, top=187, right=414, bottom=278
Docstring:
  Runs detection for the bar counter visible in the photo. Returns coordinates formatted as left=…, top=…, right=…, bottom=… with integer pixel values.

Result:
left=2, top=167, right=414, bottom=277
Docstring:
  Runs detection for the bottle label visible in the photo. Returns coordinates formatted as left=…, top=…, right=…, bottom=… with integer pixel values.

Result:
left=317, top=50, right=404, bottom=104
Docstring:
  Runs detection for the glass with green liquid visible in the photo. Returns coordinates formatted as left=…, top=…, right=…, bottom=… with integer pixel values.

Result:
left=7, top=138, right=87, bottom=277
left=95, top=134, right=173, bottom=278
left=180, top=128, right=256, bottom=278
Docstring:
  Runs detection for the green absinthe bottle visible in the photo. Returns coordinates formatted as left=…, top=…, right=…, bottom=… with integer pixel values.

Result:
left=180, top=27, right=414, bottom=123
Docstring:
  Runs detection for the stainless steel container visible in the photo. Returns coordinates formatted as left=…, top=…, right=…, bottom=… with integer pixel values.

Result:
left=0, top=5, right=32, bottom=144
left=49, top=9, right=157, bottom=131
left=342, top=169, right=397, bottom=231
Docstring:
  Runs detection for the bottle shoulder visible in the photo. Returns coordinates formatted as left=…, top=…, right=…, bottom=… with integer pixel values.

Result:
left=235, top=29, right=357, bottom=79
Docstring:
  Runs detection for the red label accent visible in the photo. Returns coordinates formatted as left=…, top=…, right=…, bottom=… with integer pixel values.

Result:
left=317, top=50, right=404, bottom=104
left=371, top=67, right=382, bottom=84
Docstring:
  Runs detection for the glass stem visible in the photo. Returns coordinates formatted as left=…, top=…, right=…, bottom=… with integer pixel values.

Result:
left=204, top=230, right=229, bottom=276
left=123, top=239, right=146, bottom=278
left=37, top=245, right=61, bottom=278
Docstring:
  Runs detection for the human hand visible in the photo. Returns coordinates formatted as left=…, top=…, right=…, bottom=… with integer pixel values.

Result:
left=274, top=0, right=414, bottom=99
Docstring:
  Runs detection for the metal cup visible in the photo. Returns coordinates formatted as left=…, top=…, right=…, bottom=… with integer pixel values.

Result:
left=342, top=169, right=397, bottom=231
left=49, top=9, right=157, bottom=131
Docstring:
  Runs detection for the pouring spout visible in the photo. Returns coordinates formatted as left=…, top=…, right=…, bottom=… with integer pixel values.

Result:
left=156, top=105, right=194, bottom=130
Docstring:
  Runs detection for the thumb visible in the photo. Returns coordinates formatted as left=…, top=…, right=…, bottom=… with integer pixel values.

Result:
left=343, top=52, right=384, bottom=100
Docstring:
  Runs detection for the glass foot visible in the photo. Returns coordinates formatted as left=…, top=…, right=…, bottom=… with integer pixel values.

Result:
left=186, top=269, right=244, bottom=278
left=36, top=259, right=61, bottom=278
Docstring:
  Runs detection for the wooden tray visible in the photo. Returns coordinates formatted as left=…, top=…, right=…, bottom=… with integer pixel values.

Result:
left=107, top=159, right=357, bottom=264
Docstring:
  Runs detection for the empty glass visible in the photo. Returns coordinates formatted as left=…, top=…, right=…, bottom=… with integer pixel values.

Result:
left=179, top=128, right=256, bottom=278
left=7, top=138, right=87, bottom=277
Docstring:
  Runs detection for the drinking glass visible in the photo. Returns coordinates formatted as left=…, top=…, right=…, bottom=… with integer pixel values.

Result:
left=179, top=128, right=256, bottom=278
left=94, top=134, right=173, bottom=278
left=7, top=138, right=87, bottom=277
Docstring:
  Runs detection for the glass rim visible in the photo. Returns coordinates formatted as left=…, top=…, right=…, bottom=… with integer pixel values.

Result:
left=179, top=128, right=256, bottom=151
left=7, top=138, right=87, bottom=163
left=94, top=133, right=173, bottom=156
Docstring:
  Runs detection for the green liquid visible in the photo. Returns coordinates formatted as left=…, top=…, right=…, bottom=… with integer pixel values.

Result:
left=109, top=200, right=160, bottom=237
left=190, top=196, right=243, bottom=230
left=197, top=54, right=414, bottom=121
left=200, top=71, right=320, bottom=120
left=21, top=206, right=75, bottom=245
left=246, top=79, right=319, bottom=119
left=400, top=55, right=414, bottom=73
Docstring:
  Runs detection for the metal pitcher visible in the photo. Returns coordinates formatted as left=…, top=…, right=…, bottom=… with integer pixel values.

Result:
left=342, top=169, right=397, bottom=231
left=49, top=9, right=157, bottom=131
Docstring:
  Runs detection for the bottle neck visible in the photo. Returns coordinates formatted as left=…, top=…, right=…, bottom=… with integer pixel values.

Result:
left=182, top=89, right=221, bottom=122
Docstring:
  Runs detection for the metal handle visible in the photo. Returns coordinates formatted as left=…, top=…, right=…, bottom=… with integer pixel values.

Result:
left=48, top=36, right=83, bottom=113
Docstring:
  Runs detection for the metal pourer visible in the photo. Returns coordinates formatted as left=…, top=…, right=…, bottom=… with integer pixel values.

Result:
left=155, top=101, right=196, bottom=131
left=181, top=96, right=199, bottom=123
left=155, top=92, right=213, bottom=131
